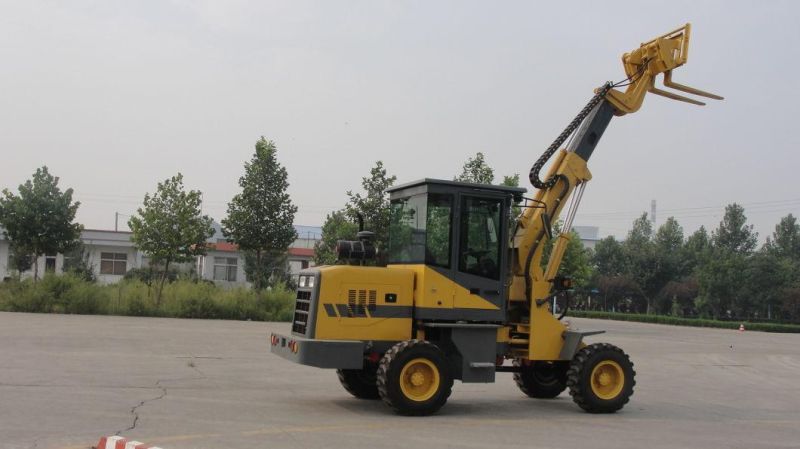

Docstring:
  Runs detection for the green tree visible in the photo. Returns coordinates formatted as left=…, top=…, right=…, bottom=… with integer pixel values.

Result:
left=712, top=203, right=757, bottom=254
left=764, top=214, right=800, bottom=261
left=781, top=286, right=800, bottom=321
left=500, top=174, right=520, bottom=187
left=697, top=204, right=757, bottom=318
left=243, top=250, right=295, bottom=289
left=683, top=226, right=711, bottom=274
left=6, top=242, right=33, bottom=279
left=345, top=161, right=397, bottom=264
left=696, top=253, right=746, bottom=319
left=595, top=274, right=643, bottom=313
left=62, top=241, right=96, bottom=282
left=741, top=251, right=794, bottom=319
left=658, top=278, right=699, bottom=316
left=500, top=174, right=522, bottom=219
left=623, top=213, right=658, bottom=313
left=592, top=236, right=627, bottom=276
left=541, top=221, right=593, bottom=288
left=0, top=166, right=83, bottom=281
left=223, top=138, right=298, bottom=289
left=128, top=173, right=213, bottom=305
left=455, top=152, right=494, bottom=184
left=314, top=209, right=358, bottom=265
left=652, top=217, right=686, bottom=313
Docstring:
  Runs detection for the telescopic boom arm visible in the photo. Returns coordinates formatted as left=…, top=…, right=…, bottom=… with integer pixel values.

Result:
left=510, top=24, right=722, bottom=360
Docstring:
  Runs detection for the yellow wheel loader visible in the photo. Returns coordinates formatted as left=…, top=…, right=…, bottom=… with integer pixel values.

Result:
left=270, top=24, right=721, bottom=416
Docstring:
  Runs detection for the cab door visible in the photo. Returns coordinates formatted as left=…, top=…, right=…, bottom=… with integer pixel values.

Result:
left=451, top=195, right=508, bottom=320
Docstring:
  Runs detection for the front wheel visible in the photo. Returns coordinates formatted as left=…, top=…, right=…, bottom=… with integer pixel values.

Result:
left=376, top=340, right=453, bottom=416
left=567, top=343, right=635, bottom=413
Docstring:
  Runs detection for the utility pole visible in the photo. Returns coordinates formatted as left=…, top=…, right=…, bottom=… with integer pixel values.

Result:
left=115, top=212, right=119, bottom=232
left=650, top=199, right=657, bottom=227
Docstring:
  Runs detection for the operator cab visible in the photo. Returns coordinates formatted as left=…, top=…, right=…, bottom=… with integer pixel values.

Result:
left=386, top=179, right=526, bottom=321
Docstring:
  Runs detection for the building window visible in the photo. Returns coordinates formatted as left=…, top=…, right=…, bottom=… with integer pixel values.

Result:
left=213, top=257, right=238, bottom=282
left=301, top=260, right=309, bottom=269
left=45, top=254, right=57, bottom=273
left=100, top=252, right=127, bottom=275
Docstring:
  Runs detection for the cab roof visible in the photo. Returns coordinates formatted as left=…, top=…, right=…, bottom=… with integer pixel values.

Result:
left=387, top=178, right=527, bottom=200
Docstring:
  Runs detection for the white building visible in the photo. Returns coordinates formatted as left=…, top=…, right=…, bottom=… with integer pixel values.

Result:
left=1, top=224, right=322, bottom=286
left=572, top=225, right=601, bottom=250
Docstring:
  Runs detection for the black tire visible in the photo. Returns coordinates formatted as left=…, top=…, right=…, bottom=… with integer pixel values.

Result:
left=513, top=360, right=569, bottom=399
left=376, top=340, right=453, bottom=416
left=337, top=363, right=380, bottom=399
left=567, top=343, right=635, bottom=413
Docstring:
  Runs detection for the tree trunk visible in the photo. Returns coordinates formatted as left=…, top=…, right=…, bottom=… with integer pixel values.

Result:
left=156, top=259, right=171, bottom=308
left=146, top=262, right=155, bottom=298
left=255, top=250, right=262, bottom=290
left=33, top=256, right=39, bottom=283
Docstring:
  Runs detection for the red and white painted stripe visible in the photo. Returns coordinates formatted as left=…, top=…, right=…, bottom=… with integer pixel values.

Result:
left=96, top=436, right=163, bottom=449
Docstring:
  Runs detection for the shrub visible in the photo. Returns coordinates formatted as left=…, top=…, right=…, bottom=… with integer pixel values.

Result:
left=0, top=275, right=296, bottom=322
left=216, top=287, right=260, bottom=320
left=6, top=280, right=50, bottom=312
left=257, top=285, right=295, bottom=322
left=570, top=310, right=800, bottom=333
left=124, top=267, right=180, bottom=284
left=62, top=280, right=107, bottom=314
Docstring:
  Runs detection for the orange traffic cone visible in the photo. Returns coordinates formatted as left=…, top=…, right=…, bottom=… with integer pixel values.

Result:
left=738, top=323, right=745, bottom=332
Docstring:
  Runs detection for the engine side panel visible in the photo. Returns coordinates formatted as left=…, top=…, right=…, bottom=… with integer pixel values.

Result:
left=313, top=265, right=415, bottom=342
left=389, top=264, right=503, bottom=321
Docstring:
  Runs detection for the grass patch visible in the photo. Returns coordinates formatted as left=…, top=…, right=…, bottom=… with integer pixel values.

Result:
left=0, top=274, right=294, bottom=322
left=570, top=310, right=800, bottom=333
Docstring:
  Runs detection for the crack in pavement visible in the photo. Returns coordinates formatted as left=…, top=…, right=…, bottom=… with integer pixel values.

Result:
left=114, top=356, right=208, bottom=436
left=115, top=380, right=168, bottom=435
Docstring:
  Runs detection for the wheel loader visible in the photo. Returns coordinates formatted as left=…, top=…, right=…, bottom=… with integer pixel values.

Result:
left=270, top=24, right=722, bottom=415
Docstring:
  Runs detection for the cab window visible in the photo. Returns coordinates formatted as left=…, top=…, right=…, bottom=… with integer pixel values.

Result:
left=388, top=193, right=453, bottom=267
left=458, top=196, right=502, bottom=280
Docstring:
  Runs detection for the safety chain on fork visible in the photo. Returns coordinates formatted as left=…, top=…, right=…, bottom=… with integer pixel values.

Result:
left=528, top=82, right=614, bottom=189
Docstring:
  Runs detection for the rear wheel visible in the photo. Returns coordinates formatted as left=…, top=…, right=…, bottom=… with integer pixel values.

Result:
left=376, top=340, right=453, bottom=416
left=567, top=343, right=635, bottom=413
left=513, top=360, right=568, bottom=399
left=337, top=363, right=380, bottom=399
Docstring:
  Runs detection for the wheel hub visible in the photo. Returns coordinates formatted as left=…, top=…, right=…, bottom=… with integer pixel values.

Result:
left=590, top=360, right=625, bottom=400
left=399, top=358, right=441, bottom=402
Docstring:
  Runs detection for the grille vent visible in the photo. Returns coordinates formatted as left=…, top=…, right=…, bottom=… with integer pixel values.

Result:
left=346, top=289, right=377, bottom=317
left=292, top=289, right=313, bottom=335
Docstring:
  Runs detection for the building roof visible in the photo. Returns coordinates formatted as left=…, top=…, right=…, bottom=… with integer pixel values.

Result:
left=289, top=247, right=315, bottom=257
left=295, top=225, right=322, bottom=240
left=208, top=241, right=239, bottom=252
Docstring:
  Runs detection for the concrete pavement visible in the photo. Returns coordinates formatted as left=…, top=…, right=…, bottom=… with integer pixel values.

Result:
left=1, top=312, right=799, bottom=449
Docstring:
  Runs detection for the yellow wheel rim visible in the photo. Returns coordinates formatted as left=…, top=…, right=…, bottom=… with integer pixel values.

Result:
left=399, top=358, right=440, bottom=402
left=590, top=360, right=625, bottom=400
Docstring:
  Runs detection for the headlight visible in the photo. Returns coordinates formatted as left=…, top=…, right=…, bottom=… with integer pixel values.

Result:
left=298, top=276, right=307, bottom=287
left=307, top=276, right=315, bottom=288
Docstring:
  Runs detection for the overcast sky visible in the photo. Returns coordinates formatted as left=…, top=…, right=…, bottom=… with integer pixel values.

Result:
left=1, top=1, right=798, bottom=242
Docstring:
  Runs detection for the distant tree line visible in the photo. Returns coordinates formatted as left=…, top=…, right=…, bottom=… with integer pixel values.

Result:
left=316, top=151, right=800, bottom=323
left=0, top=137, right=299, bottom=302
left=589, top=208, right=800, bottom=322
left=449, top=152, right=800, bottom=322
